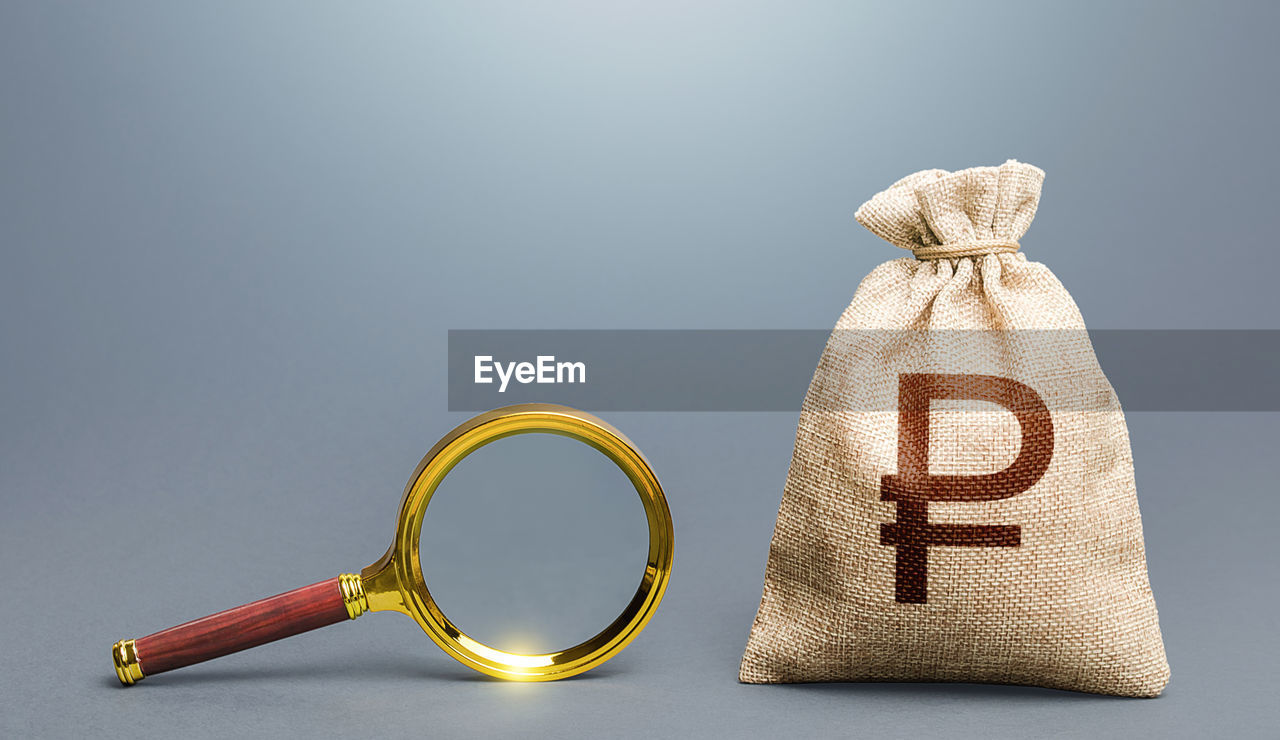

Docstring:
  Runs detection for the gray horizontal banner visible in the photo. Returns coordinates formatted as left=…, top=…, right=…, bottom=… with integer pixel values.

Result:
left=447, top=330, right=1280, bottom=412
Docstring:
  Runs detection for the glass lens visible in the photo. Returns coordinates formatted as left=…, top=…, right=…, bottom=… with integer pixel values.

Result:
left=417, top=432, right=649, bottom=654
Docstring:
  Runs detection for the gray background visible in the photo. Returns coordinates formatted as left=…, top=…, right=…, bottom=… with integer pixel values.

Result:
left=2, top=1, right=1277, bottom=737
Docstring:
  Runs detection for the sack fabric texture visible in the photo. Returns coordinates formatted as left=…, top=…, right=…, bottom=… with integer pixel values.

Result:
left=739, top=161, right=1169, bottom=697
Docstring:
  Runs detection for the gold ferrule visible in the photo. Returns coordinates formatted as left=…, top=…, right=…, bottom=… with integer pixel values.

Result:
left=112, top=639, right=144, bottom=686
left=338, top=573, right=369, bottom=620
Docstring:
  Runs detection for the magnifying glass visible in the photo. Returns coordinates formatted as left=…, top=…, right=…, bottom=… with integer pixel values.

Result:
left=111, top=404, right=674, bottom=684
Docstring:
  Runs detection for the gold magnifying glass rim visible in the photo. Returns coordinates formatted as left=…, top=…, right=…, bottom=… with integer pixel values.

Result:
left=358, top=403, right=674, bottom=681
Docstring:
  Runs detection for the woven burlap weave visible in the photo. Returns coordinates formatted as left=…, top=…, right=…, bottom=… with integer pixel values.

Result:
left=740, top=161, right=1169, bottom=697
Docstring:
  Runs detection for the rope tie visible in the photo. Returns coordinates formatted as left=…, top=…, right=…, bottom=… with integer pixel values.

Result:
left=912, top=240, right=1020, bottom=260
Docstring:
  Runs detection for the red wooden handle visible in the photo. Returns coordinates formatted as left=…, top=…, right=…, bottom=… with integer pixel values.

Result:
left=123, top=577, right=354, bottom=680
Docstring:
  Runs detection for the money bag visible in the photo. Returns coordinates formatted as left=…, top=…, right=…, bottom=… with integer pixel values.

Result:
left=740, top=161, right=1169, bottom=697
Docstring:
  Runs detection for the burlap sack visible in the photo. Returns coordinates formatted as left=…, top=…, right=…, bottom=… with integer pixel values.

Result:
left=740, top=161, right=1169, bottom=697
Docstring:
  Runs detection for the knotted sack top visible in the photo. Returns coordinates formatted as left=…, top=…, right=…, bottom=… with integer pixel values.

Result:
left=854, top=160, right=1045, bottom=260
